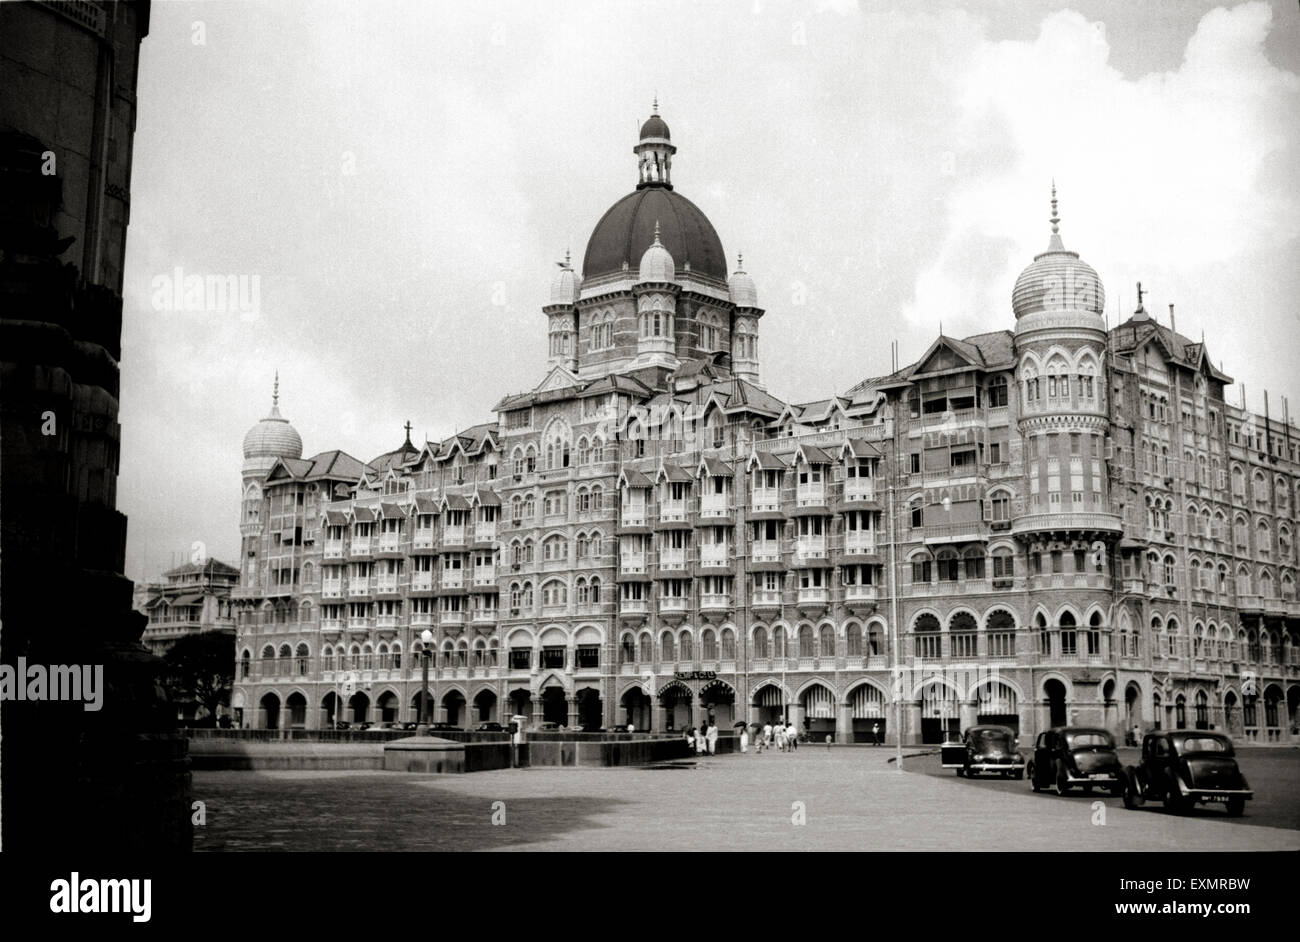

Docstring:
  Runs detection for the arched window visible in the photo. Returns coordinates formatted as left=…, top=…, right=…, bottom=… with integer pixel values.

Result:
left=296, top=643, right=310, bottom=675
left=753, top=626, right=769, bottom=659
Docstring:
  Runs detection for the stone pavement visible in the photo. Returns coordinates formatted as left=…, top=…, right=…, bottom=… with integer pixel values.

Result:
left=193, top=749, right=1300, bottom=852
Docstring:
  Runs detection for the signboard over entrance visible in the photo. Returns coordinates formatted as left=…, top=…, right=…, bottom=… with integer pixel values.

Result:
left=674, top=671, right=716, bottom=681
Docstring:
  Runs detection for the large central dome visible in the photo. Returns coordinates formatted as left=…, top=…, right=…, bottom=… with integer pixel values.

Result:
left=583, top=187, right=727, bottom=282
left=581, top=105, right=727, bottom=283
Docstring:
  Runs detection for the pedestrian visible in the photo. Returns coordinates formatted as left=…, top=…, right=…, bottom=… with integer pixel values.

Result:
left=684, top=728, right=695, bottom=753
left=740, top=724, right=749, bottom=753
left=698, top=721, right=708, bottom=755
left=627, top=722, right=635, bottom=733
left=763, top=721, right=773, bottom=751
left=825, top=733, right=832, bottom=750
left=792, top=721, right=801, bottom=750
left=707, top=722, right=718, bottom=755
left=872, top=721, right=881, bottom=746
left=775, top=720, right=786, bottom=752
left=1130, top=723, right=1141, bottom=747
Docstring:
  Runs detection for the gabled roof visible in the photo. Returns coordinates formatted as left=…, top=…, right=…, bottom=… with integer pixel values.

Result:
left=850, top=329, right=1016, bottom=396
left=746, top=450, right=787, bottom=471
left=657, top=462, right=693, bottom=483
left=324, top=510, right=349, bottom=526
left=441, top=493, right=471, bottom=511
left=303, top=450, right=367, bottom=482
left=795, top=443, right=833, bottom=465
left=163, top=558, right=239, bottom=578
left=841, top=438, right=883, bottom=460
left=697, top=455, right=732, bottom=477
left=1110, top=318, right=1233, bottom=384
left=351, top=506, right=376, bottom=523
left=619, top=468, right=654, bottom=488
left=379, top=501, right=407, bottom=518
left=473, top=489, right=501, bottom=507
left=578, top=372, right=654, bottom=400
left=413, top=496, right=439, bottom=515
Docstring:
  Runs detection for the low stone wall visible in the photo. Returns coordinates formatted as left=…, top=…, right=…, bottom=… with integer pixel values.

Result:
left=382, top=737, right=515, bottom=774
left=189, top=740, right=385, bottom=771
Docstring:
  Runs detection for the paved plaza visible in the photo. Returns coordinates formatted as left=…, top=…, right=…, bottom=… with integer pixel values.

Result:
left=193, top=747, right=1300, bottom=852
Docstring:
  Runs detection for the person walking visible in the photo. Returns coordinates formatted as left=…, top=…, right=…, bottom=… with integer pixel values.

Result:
left=872, top=721, right=881, bottom=746
left=684, top=727, right=695, bottom=753
left=706, top=722, right=718, bottom=755
left=740, top=724, right=749, bottom=753
left=763, top=721, right=773, bottom=752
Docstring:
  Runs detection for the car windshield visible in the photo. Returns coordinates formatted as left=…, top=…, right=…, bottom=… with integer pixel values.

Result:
left=1065, top=731, right=1113, bottom=749
left=971, top=729, right=1011, bottom=749
left=1179, top=737, right=1229, bottom=754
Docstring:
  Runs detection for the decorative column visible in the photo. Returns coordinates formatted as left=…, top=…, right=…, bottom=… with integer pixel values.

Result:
left=837, top=701, right=853, bottom=744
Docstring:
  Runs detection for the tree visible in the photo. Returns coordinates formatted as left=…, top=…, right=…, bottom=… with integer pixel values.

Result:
left=162, top=631, right=235, bottom=726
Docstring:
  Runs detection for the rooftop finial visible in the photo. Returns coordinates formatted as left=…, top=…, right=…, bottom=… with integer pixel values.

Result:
left=273, top=370, right=279, bottom=407
left=1049, top=180, right=1059, bottom=234
left=403, top=420, right=413, bottom=447
left=652, top=94, right=658, bottom=115
left=564, top=247, right=571, bottom=267
left=737, top=252, right=744, bottom=270
left=653, top=219, right=661, bottom=244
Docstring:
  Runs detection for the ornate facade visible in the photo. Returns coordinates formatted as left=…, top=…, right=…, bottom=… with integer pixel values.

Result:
left=231, top=108, right=1300, bottom=745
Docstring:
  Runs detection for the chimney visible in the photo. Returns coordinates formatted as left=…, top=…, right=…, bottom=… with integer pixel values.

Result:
left=1169, top=304, right=1176, bottom=338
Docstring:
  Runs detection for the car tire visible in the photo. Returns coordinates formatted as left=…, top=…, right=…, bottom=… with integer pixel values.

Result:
left=1014, top=769, right=1024, bottom=781
left=1054, top=765, right=1070, bottom=797
left=1162, top=788, right=1186, bottom=815
left=1122, top=768, right=1144, bottom=809
left=1109, top=779, right=1125, bottom=798
left=1028, top=761, right=1040, bottom=791
left=1226, top=797, right=1245, bottom=818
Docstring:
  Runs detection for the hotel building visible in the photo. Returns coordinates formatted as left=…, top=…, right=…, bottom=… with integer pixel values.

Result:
left=230, top=108, right=1300, bottom=744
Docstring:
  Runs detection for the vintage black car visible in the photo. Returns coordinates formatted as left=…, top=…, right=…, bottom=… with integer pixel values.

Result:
left=942, top=725, right=1025, bottom=778
left=1028, top=727, right=1124, bottom=796
left=1123, top=731, right=1252, bottom=816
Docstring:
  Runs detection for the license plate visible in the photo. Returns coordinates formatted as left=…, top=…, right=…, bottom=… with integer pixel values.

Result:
left=1089, top=774, right=1110, bottom=779
left=1204, top=795, right=1230, bottom=802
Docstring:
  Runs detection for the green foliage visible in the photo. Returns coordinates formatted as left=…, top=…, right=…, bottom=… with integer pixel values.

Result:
left=162, top=631, right=235, bottom=724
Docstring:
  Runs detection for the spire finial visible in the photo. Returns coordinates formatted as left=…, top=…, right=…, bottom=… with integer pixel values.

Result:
left=1049, top=180, right=1059, bottom=235
left=403, top=420, right=413, bottom=446
left=737, top=252, right=744, bottom=270
left=564, top=247, right=571, bottom=267
left=653, top=94, right=658, bottom=115
left=653, top=219, right=661, bottom=244
left=272, top=371, right=279, bottom=407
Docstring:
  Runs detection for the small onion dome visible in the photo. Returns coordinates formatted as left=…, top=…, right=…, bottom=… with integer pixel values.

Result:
left=639, top=113, right=670, bottom=141
left=1012, top=184, right=1105, bottom=319
left=550, top=252, right=579, bottom=304
left=242, top=375, right=302, bottom=460
left=637, top=221, right=676, bottom=283
left=728, top=255, right=757, bottom=307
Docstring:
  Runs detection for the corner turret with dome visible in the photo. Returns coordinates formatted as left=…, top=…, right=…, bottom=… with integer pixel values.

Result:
left=1012, top=183, right=1106, bottom=323
left=242, top=373, right=303, bottom=470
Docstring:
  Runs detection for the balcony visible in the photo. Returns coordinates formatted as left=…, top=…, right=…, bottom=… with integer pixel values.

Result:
left=659, top=500, right=688, bottom=522
left=620, top=556, right=648, bottom=575
left=441, top=572, right=465, bottom=591
left=920, top=521, right=987, bottom=544
left=700, top=593, right=731, bottom=610
left=795, top=486, right=826, bottom=507
left=323, top=540, right=345, bottom=560
left=410, top=611, right=434, bottom=628
left=660, top=597, right=689, bottom=615
left=321, top=618, right=343, bottom=634
left=348, top=582, right=372, bottom=598
left=844, top=584, right=880, bottom=603
left=794, top=538, right=827, bottom=561
left=843, top=533, right=876, bottom=555
left=442, top=526, right=466, bottom=546
left=378, top=534, right=401, bottom=554
left=752, top=589, right=781, bottom=607
left=347, top=616, right=370, bottom=631
left=699, top=545, right=729, bottom=568
left=440, top=611, right=467, bottom=626
left=321, top=582, right=344, bottom=600
left=474, top=523, right=497, bottom=544
left=376, top=614, right=399, bottom=630
left=620, top=598, right=649, bottom=616
left=843, top=479, right=875, bottom=502
left=751, top=488, right=780, bottom=513
left=412, top=529, right=436, bottom=550
left=658, top=547, right=688, bottom=571
left=700, top=493, right=728, bottom=518
left=621, top=510, right=647, bottom=528
left=411, top=572, right=435, bottom=593
left=349, top=537, right=372, bottom=557
left=472, top=607, right=498, bottom=624
left=376, top=577, right=399, bottom=595
left=798, top=587, right=829, bottom=605
left=751, top=542, right=781, bottom=563
left=472, top=567, right=496, bottom=586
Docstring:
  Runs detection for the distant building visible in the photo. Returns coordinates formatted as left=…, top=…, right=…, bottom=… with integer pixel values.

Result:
left=230, top=106, right=1300, bottom=744
left=135, top=558, right=239, bottom=656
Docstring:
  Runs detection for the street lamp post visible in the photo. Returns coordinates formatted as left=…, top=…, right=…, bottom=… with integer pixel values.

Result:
left=420, top=628, right=434, bottom=726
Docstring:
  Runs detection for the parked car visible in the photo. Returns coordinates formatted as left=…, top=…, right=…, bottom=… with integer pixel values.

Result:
left=1123, top=731, right=1251, bottom=816
left=476, top=722, right=505, bottom=732
left=534, top=722, right=563, bottom=731
left=1028, top=727, right=1124, bottom=796
left=422, top=722, right=463, bottom=735
left=943, top=725, right=1025, bottom=778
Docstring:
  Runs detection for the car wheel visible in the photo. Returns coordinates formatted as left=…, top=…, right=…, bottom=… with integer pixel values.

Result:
left=1014, top=768, right=1024, bottom=781
left=955, top=766, right=964, bottom=777
left=1109, top=779, right=1125, bottom=798
left=1054, top=765, right=1070, bottom=796
left=1122, top=768, right=1144, bottom=809
left=1028, top=761, right=1040, bottom=792
left=1162, top=788, right=1186, bottom=815
left=1226, top=797, right=1245, bottom=818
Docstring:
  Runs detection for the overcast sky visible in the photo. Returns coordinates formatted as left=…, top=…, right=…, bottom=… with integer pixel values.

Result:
left=118, top=0, right=1300, bottom=582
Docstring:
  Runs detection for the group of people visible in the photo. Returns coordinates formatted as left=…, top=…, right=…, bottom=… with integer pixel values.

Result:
left=741, top=720, right=802, bottom=753
left=685, top=721, right=720, bottom=755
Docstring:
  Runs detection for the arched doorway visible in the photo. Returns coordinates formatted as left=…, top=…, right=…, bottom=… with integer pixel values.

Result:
left=1043, top=679, right=1067, bottom=728
left=443, top=689, right=467, bottom=728
left=541, top=686, right=568, bottom=725
left=800, top=683, right=836, bottom=741
left=659, top=682, right=693, bottom=731
left=976, top=681, right=1019, bottom=734
left=1124, top=683, right=1141, bottom=737
left=1223, top=690, right=1238, bottom=736
left=259, top=692, right=280, bottom=730
left=285, top=692, right=307, bottom=729
left=752, top=684, right=785, bottom=727
left=377, top=691, right=399, bottom=724
left=700, top=679, right=736, bottom=728
left=576, top=687, right=603, bottom=730
left=473, top=689, right=498, bottom=725
left=1194, top=690, right=1209, bottom=730
left=848, top=683, right=886, bottom=743
left=620, top=687, right=651, bottom=730
left=321, top=692, right=341, bottom=728
left=508, top=688, right=532, bottom=725
left=348, top=691, right=369, bottom=725
left=920, top=680, right=959, bottom=744
left=1264, top=684, right=1284, bottom=741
